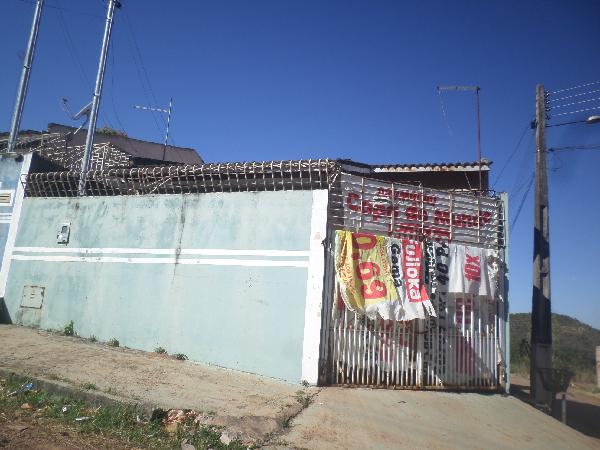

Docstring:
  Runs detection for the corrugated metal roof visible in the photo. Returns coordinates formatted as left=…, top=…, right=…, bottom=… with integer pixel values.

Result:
left=372, top=159, right=492, bottom=173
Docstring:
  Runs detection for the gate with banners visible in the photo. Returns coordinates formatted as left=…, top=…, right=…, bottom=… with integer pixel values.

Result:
left=320, top=173, right=508, bottom=390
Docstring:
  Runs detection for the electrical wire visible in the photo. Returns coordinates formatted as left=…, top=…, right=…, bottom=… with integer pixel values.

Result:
left=508, top=132, right=534, bottom=197
left=437, top=88, right=453, bottom=136
left=547, top=80, right=600, bottom=95
left=548, top=144, right=600, bottom=153
left=54, top=0, right=115, bottom=129
left=551, top=105, right=600, bottom=117
left=12, top=0, right=105, bottom=19
left=510, top=172, right=534, bottom=233
left=547, top=88, right=600, bottom=104
left=122, top=5, right=172, bottom=143
left=550, top=96, right=600, bottom=110
left=491, top=122, right=531, bottom=189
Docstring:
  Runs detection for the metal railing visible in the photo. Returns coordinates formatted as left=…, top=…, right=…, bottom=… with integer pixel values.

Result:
left=328, top=173, right=505, bottom=248
left=22, top=159, right=338, bottom=197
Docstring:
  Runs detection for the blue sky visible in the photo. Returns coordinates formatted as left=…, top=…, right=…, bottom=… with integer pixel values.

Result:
left=1, top=0, right=600, bottom=327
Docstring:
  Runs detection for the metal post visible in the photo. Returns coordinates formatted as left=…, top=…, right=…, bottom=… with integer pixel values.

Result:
left=162, top=98, right=173, bottom=161
left=561, top=393, right=567, bottom=424
left=79, top=0, right=120, bottom=195
left=596, top=346, right=600, bottom=388
left=6, top=0, right=44, bottom=154
left=475, top=87, right=482, bottom=191
left=531, top=84, right=553, bottom=408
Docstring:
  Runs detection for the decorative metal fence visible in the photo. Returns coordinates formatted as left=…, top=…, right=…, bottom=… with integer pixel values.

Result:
left=328, top=293, right=506, bottom=389
left=22, top=159, right=338, bottom=197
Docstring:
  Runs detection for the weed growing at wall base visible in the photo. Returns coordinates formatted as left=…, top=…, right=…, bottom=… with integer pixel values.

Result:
left=174, top=353, right=188, bottom=361
left=154, top=346, right=167, bottom=354
left=108, top=338, right=119, bottom=347
left=63, top=321, right=74, bottom=336
left=0, top=375, right=246, bottom=449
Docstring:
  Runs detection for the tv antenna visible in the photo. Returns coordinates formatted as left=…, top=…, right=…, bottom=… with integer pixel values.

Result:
left=134, top=97, right=172, bottom=161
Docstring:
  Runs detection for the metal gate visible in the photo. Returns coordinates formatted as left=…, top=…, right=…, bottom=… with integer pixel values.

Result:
left=322, top=173, right=507, bottom=390
left=328, top=292, right=506, bottom=388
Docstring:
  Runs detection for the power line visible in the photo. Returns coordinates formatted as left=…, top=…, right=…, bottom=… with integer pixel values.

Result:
left=123, top=4, right=166, bottom=137
left=491, top=122, right=531, bottom=189
left=551, top=96, right=600, bottom=110
left=54, top=0, right=114, bottom=129
left=547, top=88, right=600, bottom=104
left=510, top=171, right=534, bottom=233
left=547, top=80, right=600, bottom=95
left=550, top=105, right=600, bottom=117
left=548, top=144, right=600, bottom=153
left=437, top=89, right=453, bottom=136
left=13, top=0, right=105, bottom=18
left=508, top=132, right=534, bottom=197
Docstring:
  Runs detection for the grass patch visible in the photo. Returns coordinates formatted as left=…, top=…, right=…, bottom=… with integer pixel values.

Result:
left=174, top=353, right=188, bottom=361
left=295, top=390, right=312, bottom=408
left=89, top=335, right=97, bottom=343
left=154, top=346, right=167, bottom=354
left=0, top=375, right=246, bottom=449
left=81, top=382, right=97, bottom=391
left=63, top=321, right=75, bottom=337
left=107, top=338, right=119, bottom=348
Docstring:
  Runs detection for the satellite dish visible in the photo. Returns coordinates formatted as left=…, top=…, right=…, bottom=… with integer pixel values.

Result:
left=61, top=98, right=92, bottom=135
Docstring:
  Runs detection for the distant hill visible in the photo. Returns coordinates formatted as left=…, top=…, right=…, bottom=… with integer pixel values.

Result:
left=510, top=313, right=600, bottom=382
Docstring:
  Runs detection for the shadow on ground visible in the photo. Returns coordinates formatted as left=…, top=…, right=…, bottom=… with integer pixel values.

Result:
left=510, top=375, right=600, bottom=440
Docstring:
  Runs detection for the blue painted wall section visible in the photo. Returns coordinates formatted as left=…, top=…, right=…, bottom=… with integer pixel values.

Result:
left=4, top=191, right=317, bottom=382
left=0, top=155, right=24, bottom=274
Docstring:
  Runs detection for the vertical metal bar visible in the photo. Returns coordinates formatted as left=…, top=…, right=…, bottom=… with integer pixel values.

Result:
left=80, top=0, right=119, bottom=195
left=6, top=0, right=45, bottom=154
left=162, top=97, right=173, bottom=161
left=476, top=87, right=483, bottom=191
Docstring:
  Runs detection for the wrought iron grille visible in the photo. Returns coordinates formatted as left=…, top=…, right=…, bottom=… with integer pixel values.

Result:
left=22, top=159, right=338, bottom=197
left=328, top=173, right=505, bottom=248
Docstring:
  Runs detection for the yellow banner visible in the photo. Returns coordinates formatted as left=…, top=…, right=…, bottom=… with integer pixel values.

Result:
left=335, top=230, right=398, bottom=313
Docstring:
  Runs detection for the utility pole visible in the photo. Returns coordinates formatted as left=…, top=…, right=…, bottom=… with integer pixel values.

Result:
left=5, top=0, right=44, bottom=154
left=531, top=84, right=553, bottom=408
left=79, top=0, right=121, bottom=195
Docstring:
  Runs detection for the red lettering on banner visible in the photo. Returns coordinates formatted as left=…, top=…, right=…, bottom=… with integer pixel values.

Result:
left=405, top=205, right=428, bottom=222
left=464, top=253, right=481, bottom=282
left=351, top=233, right=387, bottom=300
left=344, top=188, right=495, bottom=239
left=434, top=210, right=451, bottom=225
left=346, top=192, right=361, bottom=212
left=401, top=240, right=429, bottom=303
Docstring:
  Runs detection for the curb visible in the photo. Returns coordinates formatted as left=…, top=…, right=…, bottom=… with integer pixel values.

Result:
left=0, top=367, right=155, bottom=416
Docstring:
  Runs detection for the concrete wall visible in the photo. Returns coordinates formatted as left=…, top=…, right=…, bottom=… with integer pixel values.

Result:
left=3, top=190, right=328, bottom=383
left=0, top=153, right=31, bottom=301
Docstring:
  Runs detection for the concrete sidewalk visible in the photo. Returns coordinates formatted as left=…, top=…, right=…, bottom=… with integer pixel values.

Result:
left=1, top=325, right=598, bottom=449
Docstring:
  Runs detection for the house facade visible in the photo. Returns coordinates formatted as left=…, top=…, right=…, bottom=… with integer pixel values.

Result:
left=0, top=156, right=508, bottom=391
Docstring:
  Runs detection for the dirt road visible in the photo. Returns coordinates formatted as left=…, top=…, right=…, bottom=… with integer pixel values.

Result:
left=1, top=325, right=598, bottom=449
left=0, top=325, right=310, bottom=442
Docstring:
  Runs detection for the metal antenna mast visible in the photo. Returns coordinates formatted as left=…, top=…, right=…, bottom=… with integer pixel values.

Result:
left=437, top=85, right=483, bottom=190
left=5, top=0, right=44, bottom=154
left=79, top=0, right=121, bottom=195
left=134, top=97, right=173, bottom=161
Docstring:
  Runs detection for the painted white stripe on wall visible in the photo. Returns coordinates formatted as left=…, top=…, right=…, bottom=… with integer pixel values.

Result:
left=0, top=153, right=32, bottom=298
left=301, top=189, right=328, bottom=385
left=13, top=247, right=310, bottom=258
left=11, top=254, right=309, bottom=268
